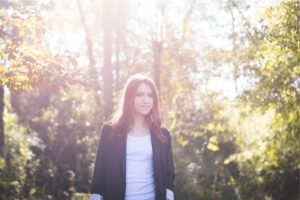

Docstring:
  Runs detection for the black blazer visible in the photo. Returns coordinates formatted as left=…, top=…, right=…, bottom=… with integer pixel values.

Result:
left=90, top=123, right=175, bottom=200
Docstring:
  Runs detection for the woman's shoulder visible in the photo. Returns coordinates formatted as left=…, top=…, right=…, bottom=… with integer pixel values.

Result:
left=99, top=123, right=113, bottom=138
left=102, top=122, right=113, bottom=129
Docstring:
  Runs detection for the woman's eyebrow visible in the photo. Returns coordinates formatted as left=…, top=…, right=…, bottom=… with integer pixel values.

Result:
left=136, top=91, right=153, bottom=95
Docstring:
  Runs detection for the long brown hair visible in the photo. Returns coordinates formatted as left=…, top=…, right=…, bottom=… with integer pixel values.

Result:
left=107, top=73, right=167, bottom=143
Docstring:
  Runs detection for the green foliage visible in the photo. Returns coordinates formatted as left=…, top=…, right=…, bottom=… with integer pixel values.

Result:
left=7, top=85, right=103, bottom=199
left=169, top=92, right=238, bottom=200
left=0, top=4, right=87, bottom=93
left=0, top=100, right=43, bottom=199
left=245, top=0, right=300, bottom=112
left=228, top=1, right=300, bottom=199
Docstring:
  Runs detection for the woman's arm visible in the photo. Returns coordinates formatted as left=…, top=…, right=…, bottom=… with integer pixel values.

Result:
left=90, top=124, right=110, bottom=198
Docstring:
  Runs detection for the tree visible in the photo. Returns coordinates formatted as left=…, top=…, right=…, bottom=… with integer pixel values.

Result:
left=102, top=0, right=114, bottom=119
left=226, top=1, right=300, bottom=199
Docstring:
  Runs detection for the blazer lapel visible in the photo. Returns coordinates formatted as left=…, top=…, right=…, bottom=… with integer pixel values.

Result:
left=115, top=134, right=127, bottom=178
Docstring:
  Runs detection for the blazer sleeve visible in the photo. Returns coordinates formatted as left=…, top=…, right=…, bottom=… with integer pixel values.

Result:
left=90, top=124, right=110, bottom=196
left=163, top=128, right=176, bottom=191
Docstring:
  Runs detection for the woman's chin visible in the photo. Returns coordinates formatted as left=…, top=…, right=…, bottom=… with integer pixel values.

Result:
left=136, top=110, right=150, bottom=116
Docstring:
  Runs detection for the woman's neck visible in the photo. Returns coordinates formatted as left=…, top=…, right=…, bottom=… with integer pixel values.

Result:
left=130, top=114, right=150, bottom=136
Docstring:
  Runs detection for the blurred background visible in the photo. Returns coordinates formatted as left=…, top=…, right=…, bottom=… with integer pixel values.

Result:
left=0, top=0, right=299, bottom=199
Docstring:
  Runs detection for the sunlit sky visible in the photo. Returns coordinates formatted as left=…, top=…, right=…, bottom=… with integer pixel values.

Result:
left=40, top=0, right=279, bottom=101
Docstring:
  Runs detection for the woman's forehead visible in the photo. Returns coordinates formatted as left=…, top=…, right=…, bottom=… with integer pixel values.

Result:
left=136, top=83, right=152, bottom=92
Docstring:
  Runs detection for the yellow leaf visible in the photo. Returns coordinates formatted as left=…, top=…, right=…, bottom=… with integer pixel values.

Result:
left=207, top=143, right=220, bottom=152
left=209, top=136, right=218, bottom=144
left=207, top=123, right=215, bottom=131
left=177, top=137, right=189, bottom=147
left=223, top=158, right=230, bottom=165
left=0, top=65, right=5, bottom=72
left=229, top=176, right=235, bottom=185
left=19, top=25, right=25, bottom=37
left=0, top=156, right=5, bottom=169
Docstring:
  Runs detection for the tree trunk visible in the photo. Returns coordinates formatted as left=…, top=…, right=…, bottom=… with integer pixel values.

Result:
left=76, top=0, right=101, bottom=106
left=0, top=86, right=4, bottom=154
left=153, top=41, right=162, bottom=93
left=114, top=0, right=127, bottom=92
left=115, top=32, right=120, bottom=92
left=102, top=0, right=114, bottom=119
left=151, top=0, right=165, bottom=93
left=229, top=1, right=238, bottom=95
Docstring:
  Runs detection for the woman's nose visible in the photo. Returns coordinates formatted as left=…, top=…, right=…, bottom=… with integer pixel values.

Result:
left=143, top=96, right=151, bottom=102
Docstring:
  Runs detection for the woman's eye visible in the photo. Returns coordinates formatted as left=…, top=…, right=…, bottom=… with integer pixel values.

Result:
left=136, top=93, right=153, bottom=97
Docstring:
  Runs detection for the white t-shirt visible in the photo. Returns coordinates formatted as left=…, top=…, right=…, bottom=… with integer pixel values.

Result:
left=125, top=133, right=155, bottom=200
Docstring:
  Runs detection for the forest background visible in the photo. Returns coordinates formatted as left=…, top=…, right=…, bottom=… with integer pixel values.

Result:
left=0, top=0, right=299, bottom=199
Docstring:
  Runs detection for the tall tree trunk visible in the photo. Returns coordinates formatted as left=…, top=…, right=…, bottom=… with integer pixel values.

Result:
left=153, top=41, right=162, bottom=93
left=151, top=0, right=164, bottom=93
left=115, top=30, right=120, bottom=92
left=76, top=0, right=101, bottom=106
left=228, top=0, right=238, bottom=95
left=114, top=0, right=127, bottom=92
left=102, top=0, right=114, bottom=119
left=0, top=86, right=4, bottom=154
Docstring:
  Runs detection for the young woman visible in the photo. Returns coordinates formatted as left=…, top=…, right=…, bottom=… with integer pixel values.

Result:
left=90, top=73, right=175, bottom=200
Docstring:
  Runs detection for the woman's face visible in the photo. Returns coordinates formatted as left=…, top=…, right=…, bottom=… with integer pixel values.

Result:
left=134, top=83, right=154, bottom=116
